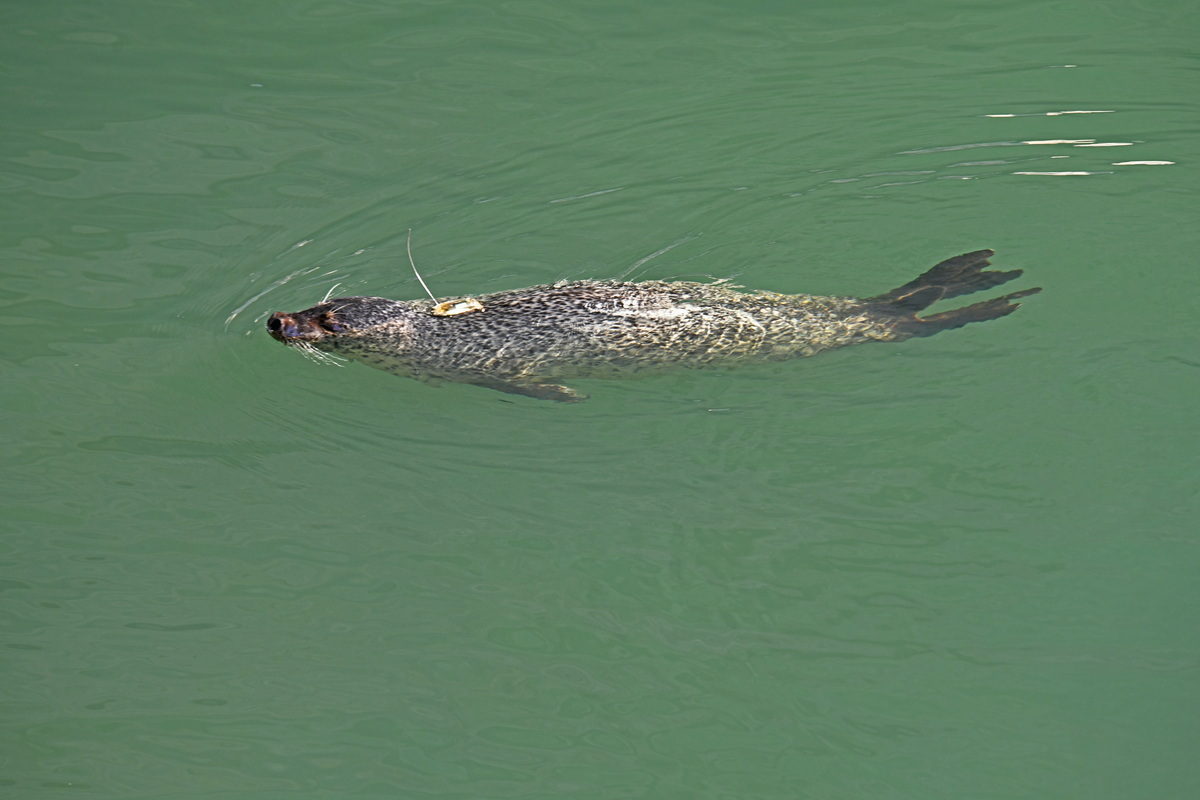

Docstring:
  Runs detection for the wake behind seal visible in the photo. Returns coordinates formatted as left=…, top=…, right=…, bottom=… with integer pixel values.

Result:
left=266, top=249, right=1040, bottom=402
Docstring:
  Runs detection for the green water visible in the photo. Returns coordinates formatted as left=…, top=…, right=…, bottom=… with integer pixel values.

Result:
left=4, top=1, right=1197, bottom=797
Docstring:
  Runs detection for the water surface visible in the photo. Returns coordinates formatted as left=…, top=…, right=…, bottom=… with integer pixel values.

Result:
left=4, top=1, right=1198, bottom=797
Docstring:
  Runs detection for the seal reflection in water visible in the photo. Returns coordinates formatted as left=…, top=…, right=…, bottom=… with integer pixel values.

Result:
left=267, top=249, right=1039, bottom=402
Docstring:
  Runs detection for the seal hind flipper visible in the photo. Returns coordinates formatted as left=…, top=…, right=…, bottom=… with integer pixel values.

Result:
left=869, top=249, right=1024, bottom=305
left=867, top=249, right=1040, bottom=337
left=887, top=285, right=946, bottom=313
left=899, top=287, right=1042, bottom=337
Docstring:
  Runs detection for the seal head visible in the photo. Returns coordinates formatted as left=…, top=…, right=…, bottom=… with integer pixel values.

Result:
left=267, top=297, right=410, bottom=345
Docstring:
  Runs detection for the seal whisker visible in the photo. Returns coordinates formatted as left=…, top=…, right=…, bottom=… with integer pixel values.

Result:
left=321, top=282, right=343, bottom=304
left=292, top=341, right=346, bottom=367
left=407, top=228, right=439, bottom=304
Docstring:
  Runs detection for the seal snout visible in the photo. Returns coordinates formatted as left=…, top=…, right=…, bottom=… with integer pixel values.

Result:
left=266, top=312, right=297, bottom=342
left=267, top=306, right=354, bottom=343
left=266, top=311, right=328, bottom=344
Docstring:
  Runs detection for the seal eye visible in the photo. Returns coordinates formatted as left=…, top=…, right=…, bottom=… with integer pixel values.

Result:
left=318, top=313, right=346, bottom=334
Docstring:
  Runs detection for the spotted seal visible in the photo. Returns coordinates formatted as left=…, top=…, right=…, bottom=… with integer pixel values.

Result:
left=266, top=249, right=1039, bottom=402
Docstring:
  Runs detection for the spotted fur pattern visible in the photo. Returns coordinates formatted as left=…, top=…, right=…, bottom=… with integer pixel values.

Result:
left=266, top=250, right=1038, bottom=401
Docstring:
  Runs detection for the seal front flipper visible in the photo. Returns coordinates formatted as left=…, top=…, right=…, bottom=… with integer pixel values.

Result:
left=471, top=379, right=589, bottom=403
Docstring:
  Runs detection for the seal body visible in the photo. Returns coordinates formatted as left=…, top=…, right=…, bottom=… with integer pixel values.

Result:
left=267, top=249, right=1039, bottom=401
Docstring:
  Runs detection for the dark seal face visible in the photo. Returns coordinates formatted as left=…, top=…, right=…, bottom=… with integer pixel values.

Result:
left=266, top=297, right=410, bottom=346
left=266, top=304, right=345, bottom=344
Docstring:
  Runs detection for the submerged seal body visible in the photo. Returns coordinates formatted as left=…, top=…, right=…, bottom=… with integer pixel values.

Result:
left=266, top=249, right=1039, bottom=402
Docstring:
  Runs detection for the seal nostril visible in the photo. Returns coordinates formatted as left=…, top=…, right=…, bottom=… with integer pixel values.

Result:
left=267, top=313, right=299, bottom=341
